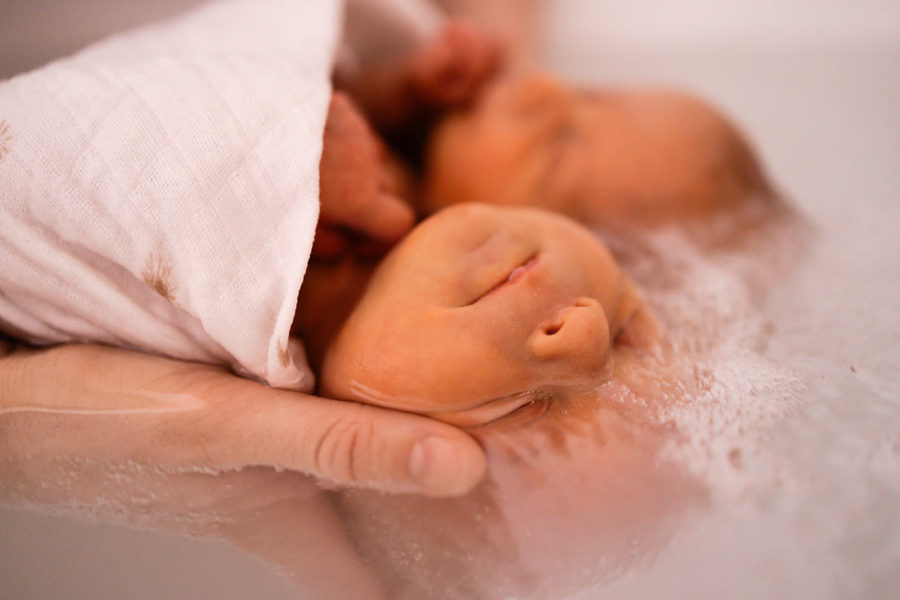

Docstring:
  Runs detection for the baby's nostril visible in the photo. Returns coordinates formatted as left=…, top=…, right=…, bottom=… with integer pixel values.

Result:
left=545, top=324, right=561, bottom=336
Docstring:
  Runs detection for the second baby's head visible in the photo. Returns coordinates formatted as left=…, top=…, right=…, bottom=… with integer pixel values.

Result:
left=422, top=73, right=773, bottom=227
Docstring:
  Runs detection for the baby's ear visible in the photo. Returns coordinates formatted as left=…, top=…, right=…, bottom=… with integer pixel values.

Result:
left=527, top=298, right=611, bottom=371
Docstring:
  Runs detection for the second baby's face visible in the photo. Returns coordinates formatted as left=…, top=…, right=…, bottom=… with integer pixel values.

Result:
left=319, top=204, right=658, bottom=426
left=423, top=74, right=770, bottom=226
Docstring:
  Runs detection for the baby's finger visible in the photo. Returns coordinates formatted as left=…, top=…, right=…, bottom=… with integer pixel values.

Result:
left=378, top=151, right=416, bottom=198
left=341, top=191, right=415, bottom=243
left=411, top=20, right=503, bottom=106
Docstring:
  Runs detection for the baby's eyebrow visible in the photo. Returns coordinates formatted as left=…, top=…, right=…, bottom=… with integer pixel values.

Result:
left=537, top=119, right=581, bottom=197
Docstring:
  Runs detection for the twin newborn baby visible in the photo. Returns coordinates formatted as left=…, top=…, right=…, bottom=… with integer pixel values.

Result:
left=299, top=22, right=772, bottom=428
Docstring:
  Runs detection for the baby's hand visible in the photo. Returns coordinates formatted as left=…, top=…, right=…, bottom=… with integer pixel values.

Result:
left=407, top=20, right=503, bottom=108
left=316, top=92, right=415, bottom=260
left=339, top=19, right=502, bottom=134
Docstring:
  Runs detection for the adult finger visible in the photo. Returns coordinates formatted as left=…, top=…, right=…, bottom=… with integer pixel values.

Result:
left=208, top=375, right=486, bottom=497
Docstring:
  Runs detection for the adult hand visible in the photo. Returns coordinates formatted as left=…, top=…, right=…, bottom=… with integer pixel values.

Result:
left=0, top=342, right=486, bottom=497
left=315, top=92, right=416, bottom=260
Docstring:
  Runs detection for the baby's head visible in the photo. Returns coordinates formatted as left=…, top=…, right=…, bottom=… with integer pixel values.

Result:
left=422, top=73, right=772, bottom=226
left=319, top=203, right=659, bottom=426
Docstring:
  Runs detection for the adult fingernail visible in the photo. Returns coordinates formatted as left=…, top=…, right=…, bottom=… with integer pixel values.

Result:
left=409, top=436, right=485, bottom=497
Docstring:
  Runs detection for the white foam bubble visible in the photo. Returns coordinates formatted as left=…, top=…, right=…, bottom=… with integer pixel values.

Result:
left=615, top=226, right=806, bottom=500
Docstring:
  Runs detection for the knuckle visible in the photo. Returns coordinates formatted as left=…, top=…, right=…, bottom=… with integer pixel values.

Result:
left=313, top=413, right=376, bottom=485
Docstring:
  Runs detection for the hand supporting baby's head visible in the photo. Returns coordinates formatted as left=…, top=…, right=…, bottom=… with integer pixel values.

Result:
left=318, top=203, right=659, bottom=427
left=422, top=73, right=774, bottom=228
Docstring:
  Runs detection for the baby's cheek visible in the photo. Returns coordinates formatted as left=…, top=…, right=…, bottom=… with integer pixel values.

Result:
left=534, top=147, right=592, bottom=219
left=424, top=118, right=523, bottom=210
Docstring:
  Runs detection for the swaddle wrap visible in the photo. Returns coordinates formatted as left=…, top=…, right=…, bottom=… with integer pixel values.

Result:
left=0, top=0, right=343, bottom=390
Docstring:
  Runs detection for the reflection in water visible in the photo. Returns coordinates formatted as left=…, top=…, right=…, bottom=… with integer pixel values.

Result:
left=337, top=397, right=706, bottom=599
left=2, top=462, right=385, bottom=599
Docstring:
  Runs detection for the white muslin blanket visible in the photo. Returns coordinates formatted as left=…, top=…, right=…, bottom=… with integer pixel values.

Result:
left=0, top=0, right=343, bottom=390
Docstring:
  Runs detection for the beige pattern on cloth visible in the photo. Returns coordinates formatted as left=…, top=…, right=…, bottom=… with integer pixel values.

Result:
left=0, top=0, right=343, bottom=391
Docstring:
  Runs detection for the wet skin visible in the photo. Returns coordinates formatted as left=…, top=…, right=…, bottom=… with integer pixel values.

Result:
left=319, top=203, right=660, bottom=426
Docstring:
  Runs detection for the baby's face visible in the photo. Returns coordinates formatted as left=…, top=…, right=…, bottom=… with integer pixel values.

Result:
left=319, top=204, right=657, bottom=426
left=423, top=74, right=769, bottom=225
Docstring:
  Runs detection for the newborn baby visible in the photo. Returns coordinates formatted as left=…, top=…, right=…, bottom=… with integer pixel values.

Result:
left=421, top=73, right=775, bottom=228
left=295, top=203, right=661, bottom=427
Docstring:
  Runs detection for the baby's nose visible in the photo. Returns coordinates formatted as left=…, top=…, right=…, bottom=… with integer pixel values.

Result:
left=528, top=297, right=611, bottom=372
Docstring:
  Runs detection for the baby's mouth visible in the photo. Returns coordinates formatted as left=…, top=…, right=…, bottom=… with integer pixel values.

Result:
left=504, top=255, right=539, bottom=285
left=472, top=253, right=539, bottom=304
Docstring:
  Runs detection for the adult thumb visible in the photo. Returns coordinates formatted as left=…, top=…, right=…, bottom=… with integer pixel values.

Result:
left=214, top=383, right=487, bottom=497
left=1, top=343, right=485, bottom=498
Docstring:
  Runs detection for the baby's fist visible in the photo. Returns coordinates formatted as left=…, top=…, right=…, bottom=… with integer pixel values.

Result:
left=316, top=93, right=415, bottom=259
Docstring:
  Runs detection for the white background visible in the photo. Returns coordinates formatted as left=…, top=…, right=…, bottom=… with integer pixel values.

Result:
left=2, top=2, right=898, bottom=599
